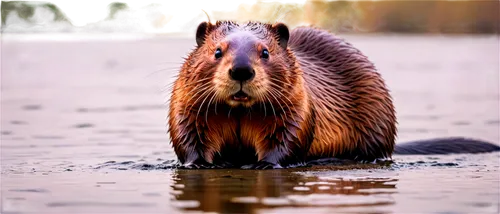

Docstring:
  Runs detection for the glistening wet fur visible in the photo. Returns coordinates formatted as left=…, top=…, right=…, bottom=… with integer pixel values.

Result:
left=167, top=20, right=500, bottom=169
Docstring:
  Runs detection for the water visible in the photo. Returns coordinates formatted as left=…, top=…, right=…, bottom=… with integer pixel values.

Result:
left=1, top=34, right=499, bottom=213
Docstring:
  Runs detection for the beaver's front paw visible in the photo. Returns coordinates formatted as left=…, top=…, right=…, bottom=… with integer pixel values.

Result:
left=212, top=161, right=235, bottom=169
left=241, top=161, right=283, bottom=170
left=179, top=159, right=215, bottom=169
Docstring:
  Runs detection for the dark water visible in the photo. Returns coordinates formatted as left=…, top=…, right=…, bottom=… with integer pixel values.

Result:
left=1, top=34, right=499, bottom=213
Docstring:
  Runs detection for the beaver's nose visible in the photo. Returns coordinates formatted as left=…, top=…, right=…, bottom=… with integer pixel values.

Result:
left=229, top=65, right=255, bottom=82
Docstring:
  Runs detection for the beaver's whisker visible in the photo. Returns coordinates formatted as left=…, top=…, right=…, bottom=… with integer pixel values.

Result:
left=227, top=106, right=233, bottom=118
left=146, top=67, right=180, bottom=78
left=267, top=89, right=287, bottom=121
left=163, top=77, right=212, bottom=94
left=265, top=94, right=280, bottom=131
left=270, top=88, right=300, bottom=127
left=195, top=89, right=215, bottom=145
left=183, top=83, right=214, bottom=114
left=263, top=93, right=277, bottom=121
left=263, top=103, right=267, bottom=118
left=268, top=87, right=291, bottom=110
left=179, top=83, right=212, bottom=146
left=258, top=92, right=267, bottom=117
left=205, top=91, right=218, bottom=123
left=269, top=77, right=295, bottom=88
left=172, top=77, right=211, bottom=87
left=173, top=76, right=212, bottom=88
left=214, top=96, right=218, bottom=116
left=180, top=81, right=212, bottom=105
left=268, top=84, right=300, bottom=120
left=153, top=64, right=177, bottom=69
left=181, top=78, right=211, bottom=93
left=160, top=80, right=182, bottom=93
left=249, top=86, right=267, bottom=118
left=269, top=78, right=300, bottom=104
left=196, top=89, right=214, bottom=122
left=248, top=106, right=252, bottom=120
left=150, top=66, right=179, bottom=72
left=184, top=86, right=213, bottom=114
left=268, top=88, right=286, bottom=112
left=273, top=90, right=295, bottom=111
left=155, top=60, right=183, bottom=66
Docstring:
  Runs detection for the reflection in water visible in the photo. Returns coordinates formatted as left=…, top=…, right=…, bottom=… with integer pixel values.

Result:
left=170, top=168, right=397, bottom=213
left=2, top=36, right=498, bottom=214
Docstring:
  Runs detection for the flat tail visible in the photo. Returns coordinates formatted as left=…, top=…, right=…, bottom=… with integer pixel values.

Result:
left=394, top=137, right=500, bottom=155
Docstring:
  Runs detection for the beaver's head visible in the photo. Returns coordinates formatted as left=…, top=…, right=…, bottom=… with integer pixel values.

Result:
left=189, top=21, right=297, bottom=108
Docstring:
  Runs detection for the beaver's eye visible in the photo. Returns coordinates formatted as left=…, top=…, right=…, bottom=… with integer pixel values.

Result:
left=261, top=49, right=269, bottom=59
left=214, top=48, right=222, bottom=59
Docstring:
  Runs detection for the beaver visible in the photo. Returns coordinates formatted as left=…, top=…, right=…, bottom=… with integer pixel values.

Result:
left=168, top=20, right=500, bottom=169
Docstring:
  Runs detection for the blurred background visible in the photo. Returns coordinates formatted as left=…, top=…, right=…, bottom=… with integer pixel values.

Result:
left=2, top=0, right=499, bottom=35
left=203, top=0, right=500, bottom=34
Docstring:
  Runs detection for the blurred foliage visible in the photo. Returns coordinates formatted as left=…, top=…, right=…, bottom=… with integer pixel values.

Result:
left=0, top=0, right=173, bottom=33
left=78, top=1, right=143, bottom=31
left=0, top=0, right=75, bottom=32
left=103, top=1, right=137, bottom=23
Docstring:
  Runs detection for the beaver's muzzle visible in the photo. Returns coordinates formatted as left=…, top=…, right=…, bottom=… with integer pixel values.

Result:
left=229, top=52, right=255, bottom=82
left=229, top=65, right=255, bottom=82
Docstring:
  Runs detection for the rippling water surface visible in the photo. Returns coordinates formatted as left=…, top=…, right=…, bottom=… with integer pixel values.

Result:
left=1, top=34, right=499, bottom=214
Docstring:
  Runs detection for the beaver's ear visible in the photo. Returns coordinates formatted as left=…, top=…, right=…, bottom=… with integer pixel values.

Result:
left=196, top=22, right=214, bottom=47
left=271, top=23, right=289, bottom=49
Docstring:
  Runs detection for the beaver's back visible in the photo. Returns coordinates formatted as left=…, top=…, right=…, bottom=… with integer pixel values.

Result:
left=288, top=27, right=397, bottom=161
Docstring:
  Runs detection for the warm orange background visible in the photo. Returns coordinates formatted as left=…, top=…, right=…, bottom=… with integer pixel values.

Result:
left=215, top=0, right=499, bottom=34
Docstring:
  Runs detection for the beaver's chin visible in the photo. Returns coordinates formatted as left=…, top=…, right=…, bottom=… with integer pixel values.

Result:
left=226, top=91, right=255, bottom=107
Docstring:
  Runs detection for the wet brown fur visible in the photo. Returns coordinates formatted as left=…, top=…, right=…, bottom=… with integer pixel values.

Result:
left=168, top=21, right=396, bottom=168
